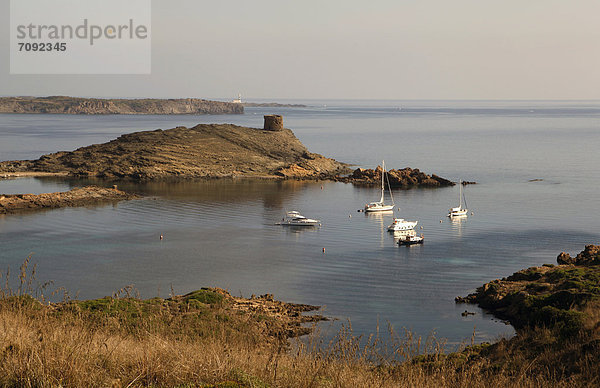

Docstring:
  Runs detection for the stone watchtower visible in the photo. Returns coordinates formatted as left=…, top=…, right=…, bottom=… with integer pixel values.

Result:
left=264, top=115, right=283, bottom=131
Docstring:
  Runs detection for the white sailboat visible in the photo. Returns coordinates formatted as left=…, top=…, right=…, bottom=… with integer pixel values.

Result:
left=448, top=180, right=468, bottom=217
left=364, top=160, right=395, bottom=212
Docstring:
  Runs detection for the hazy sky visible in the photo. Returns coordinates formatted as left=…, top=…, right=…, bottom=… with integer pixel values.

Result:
left=1, top=0, right=600, bottom=100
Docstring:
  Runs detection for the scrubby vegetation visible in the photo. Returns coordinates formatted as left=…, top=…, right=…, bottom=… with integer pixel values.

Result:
left=2, top=247, right=600, bottom=387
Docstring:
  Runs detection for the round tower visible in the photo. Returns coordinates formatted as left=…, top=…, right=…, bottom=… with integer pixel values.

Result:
left=264, top=115, right=283, bottom=131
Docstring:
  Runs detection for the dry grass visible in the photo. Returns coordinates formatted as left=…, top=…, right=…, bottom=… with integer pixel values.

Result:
left=0, top=261, right=595, bottom=387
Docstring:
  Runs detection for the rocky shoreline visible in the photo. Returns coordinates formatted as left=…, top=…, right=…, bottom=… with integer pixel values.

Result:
left=337, top=165, right=455, bottom=188
left=440, top=245, right=600, bottom=382
left=0, top=186, right=137, bottom=214
left=0, top=96, right=243, bottom=115
left=456, top=245, right=600, bottom=334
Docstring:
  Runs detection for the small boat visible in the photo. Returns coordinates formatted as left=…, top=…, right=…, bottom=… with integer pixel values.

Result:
left=398, top=233, right=424, bottom=246
left=387, top=218, right=418, bottom=231
left=276, top=211, right=321, bottom=226
left=448, top=180, right=468, bottom=217
left=365, top=160, right=395, bottom=212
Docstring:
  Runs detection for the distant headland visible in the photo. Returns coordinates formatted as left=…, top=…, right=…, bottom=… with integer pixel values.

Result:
left=0, top=96, right=244, bottom=115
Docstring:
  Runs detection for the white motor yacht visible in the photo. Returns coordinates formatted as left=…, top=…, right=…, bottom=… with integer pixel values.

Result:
left=276, top=211, right=321, bottom=226
left=387, top=218, right=418, bottom=231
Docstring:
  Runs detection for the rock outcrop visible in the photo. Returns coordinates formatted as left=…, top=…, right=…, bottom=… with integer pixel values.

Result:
left=190, top=288, right=326, bottom=338
left=0, top=96, right=243, bottom=115
left=338, top=165, right=454, bottom=188
left=557, top=245, right=600, bottom=266
left=0, top=124, right=350, bottom=181
left=0, top=186, right=136, bottom=214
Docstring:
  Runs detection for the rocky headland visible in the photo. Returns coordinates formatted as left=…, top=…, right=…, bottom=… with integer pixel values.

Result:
left=0, top=96, right=243, bottom=115
left=0, top=186, right=136, bottom=214
left=338, top=165, right=455, bottom=188
left=0, top=124, right=351, bottom=180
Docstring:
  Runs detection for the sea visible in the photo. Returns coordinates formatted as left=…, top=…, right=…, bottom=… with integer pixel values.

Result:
left=1, top=100, right=599, bottom=349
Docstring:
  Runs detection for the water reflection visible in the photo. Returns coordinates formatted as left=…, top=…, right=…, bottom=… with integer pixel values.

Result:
left=279, top=225, right=320, bottom=235
left=449, top=215, right=467, bottom=237
left=38, top=176, right=321, bottom=209
left=364, top=210, right=394, bottom=247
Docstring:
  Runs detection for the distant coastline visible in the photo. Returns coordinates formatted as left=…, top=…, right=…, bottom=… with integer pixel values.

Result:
left=0, top=96, right=244, bottom=115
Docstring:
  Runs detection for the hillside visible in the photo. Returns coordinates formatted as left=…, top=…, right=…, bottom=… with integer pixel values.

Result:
left=0, top=124, right=350, bottom=180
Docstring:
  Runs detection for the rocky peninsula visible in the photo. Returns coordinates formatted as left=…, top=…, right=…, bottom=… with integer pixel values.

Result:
left=0, top=96, right=243, bottom=115
left=0, top=123, right=350, bottom=180
left=0, top=186, right=136, bottom=214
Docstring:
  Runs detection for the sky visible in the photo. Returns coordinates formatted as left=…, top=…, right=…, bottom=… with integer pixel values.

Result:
left=1, top=0, right=600, bottom=100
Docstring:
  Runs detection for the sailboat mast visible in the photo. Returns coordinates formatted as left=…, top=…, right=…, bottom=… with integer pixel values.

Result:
left=459, top=179, right=462, bottom=208
left=380, top=160, right=385, bottom=203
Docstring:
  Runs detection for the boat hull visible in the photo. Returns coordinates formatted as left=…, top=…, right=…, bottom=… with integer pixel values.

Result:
left=277, top=219, right=321, bottom=226
left=365, top=205, right=395, bottom=212
left=398, top=238, right=424, bottom=245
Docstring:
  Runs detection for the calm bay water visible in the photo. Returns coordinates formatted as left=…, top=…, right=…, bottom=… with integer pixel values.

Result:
left=1, top=100, right=600, bottom=348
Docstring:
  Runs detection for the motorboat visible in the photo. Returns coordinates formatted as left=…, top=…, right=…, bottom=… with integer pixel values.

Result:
left=276, top=211, right=321, bottom=226
left=364, top=160, right=395, bottom=212
left=448, top=179, right=468, bottom=217
left=387, top=218, right=418, bottom=231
